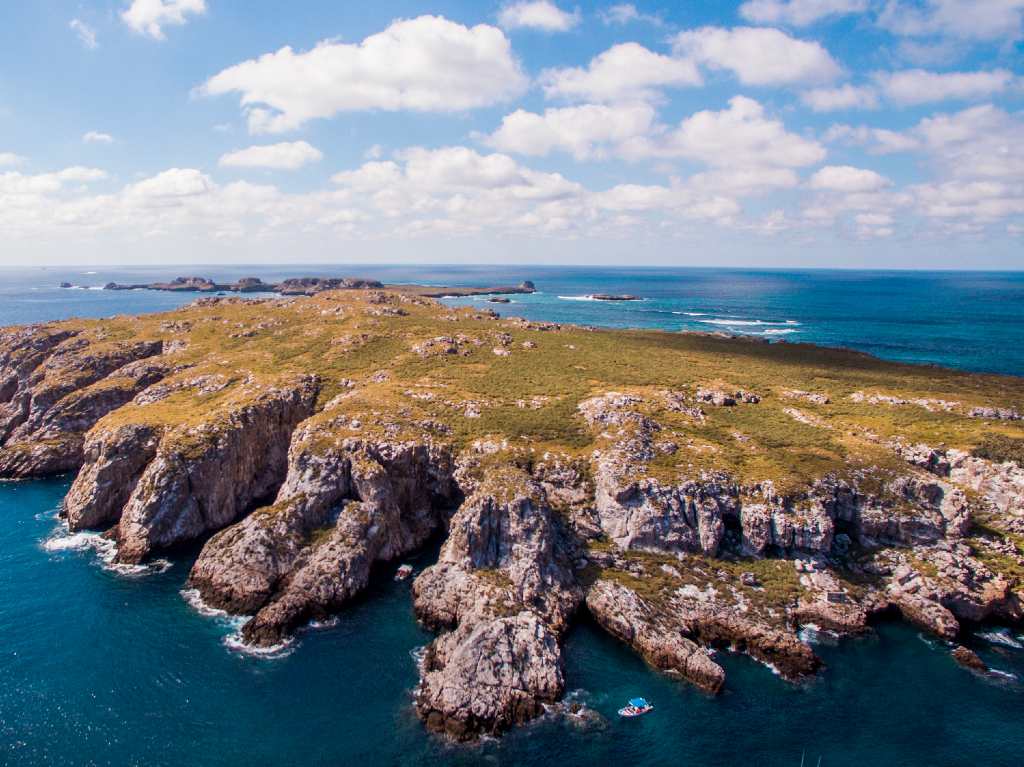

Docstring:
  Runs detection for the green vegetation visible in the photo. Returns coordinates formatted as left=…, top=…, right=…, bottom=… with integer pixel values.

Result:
left=29, top=287, right=1022, bottom=494
left=972, top=434, right=1024, bottom=465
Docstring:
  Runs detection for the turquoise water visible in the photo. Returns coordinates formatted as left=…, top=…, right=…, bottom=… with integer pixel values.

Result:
left=3, top=265, right=1023, bottom=375
left=2, top=266, right=1024, bottom=765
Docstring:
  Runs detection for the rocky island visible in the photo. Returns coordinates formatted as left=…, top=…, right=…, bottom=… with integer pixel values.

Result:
left=2, top=285, right=1023, bottom=741
left=91, top=275, right=537, bottom=299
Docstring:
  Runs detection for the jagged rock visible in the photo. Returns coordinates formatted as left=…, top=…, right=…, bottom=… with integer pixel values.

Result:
left=190, top=431, right=455, bottom=625
left=890, top=590, right=960, bottom=639
left=968, top=406, right=1021, bottom=421
left=951, top=645, right=988, bottom=672
left=412, top=469, right=581, bottom=739
left=586, top=578, right=725, bottom=692
left=64, top=423, right=162, bottom=530
left=695, top=388, right=760, bottom=406
left=689, top=613, right=821, bottom=679
left=791, top=597, right=868, bottom=634
left=0, top=357, right=171, bottom=477
left=0, top=330, right=160, bottom=451
left=856, top=475, right=970, bottom=547
left=417, top=611, right=563, bottom=741
left=64, top=375, right=319, bottom=563
left=782, top=389, right=830, bottom=405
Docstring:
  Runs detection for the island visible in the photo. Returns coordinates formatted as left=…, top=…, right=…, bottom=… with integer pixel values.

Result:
left=591, top=293, right=642, bottom=301
left=88, top=275, right=537, bottom=299
left=2, top=285, right=1022, bottom=742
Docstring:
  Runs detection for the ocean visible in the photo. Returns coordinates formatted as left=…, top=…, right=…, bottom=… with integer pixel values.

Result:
left=1, top=265, right=1023, bottom=766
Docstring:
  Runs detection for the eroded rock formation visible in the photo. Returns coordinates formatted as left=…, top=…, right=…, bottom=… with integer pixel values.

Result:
left=3, top=287, right=1023, bottom=742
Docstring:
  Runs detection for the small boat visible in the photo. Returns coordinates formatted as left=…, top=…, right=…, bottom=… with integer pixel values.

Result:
left=395, top=564, right=414, bottom=581
left=617, top=697, right=653, bottom=717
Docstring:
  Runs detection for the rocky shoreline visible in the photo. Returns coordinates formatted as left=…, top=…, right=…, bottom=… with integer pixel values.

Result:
left=61, top=275, right=538, bottom=299
left=3, top=285, right=1023, bottom=741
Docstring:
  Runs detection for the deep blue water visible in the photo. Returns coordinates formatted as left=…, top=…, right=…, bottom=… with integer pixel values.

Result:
left=2, top=265, right=1024, bottom=765
left=3, top=264, right=1023, bottom=375
left=3, top=480, right=1024, bottom=766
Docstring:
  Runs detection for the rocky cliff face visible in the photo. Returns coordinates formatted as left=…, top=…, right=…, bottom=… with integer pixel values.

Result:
left=190, top=419, right=456, bottom=645
left=5, top=287, right=1023, bottom=743
left=64, top=374, right=319, bottom=563
left=0, top=326, right=165, bottom=477
left=412, top=462, right=581, bottom=740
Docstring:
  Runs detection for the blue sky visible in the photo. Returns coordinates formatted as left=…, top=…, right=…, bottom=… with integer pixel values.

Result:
left=0, top=0, right=1022, bottom=268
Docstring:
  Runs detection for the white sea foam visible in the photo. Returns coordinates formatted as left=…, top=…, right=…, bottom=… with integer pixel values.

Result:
left=410, top=645, right=428, bottom=670
left=87, top=286, right=104, bottom=291
left=699, top=318, right=800, bottom=327
left=764, top=328, right=799, bottom=336
left=180, top=587, right=239, bottom=620
left=989, top=668, right=1019, bottom=681
left=557, top=294, right=597, bottom=302
left=798, top=624, right=839, bottom=646
left=182, top=587, right=297, bottom=659
left=977, top=629, right=1023, bottom=649
left=916, top=632, right=939, bottom=649
left=43, top=526, right=168, bottom=576
left=223, top=631, right=294, bottom=659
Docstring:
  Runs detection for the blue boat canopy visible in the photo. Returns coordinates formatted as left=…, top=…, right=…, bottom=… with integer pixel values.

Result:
left=629, top=698, right=649, bottom=707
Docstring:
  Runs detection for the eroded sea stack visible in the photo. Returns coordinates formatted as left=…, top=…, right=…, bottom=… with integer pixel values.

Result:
left=2, top=286, right=1023, bottom=741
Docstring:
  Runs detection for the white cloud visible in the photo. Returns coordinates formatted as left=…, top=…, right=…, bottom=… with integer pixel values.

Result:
left=913, top=104, right=1024, bottom=180
left=688, top=167, right=801, bottom=195
left=70, top=19, right=98, bottom=49
left=0, top=153, right=26, bottom=167
left=809, top=165, right=891, bottom=192
left=83, top=131, right=114, bottom=145
left=878, top=0, right=1024, bottom=42
left=626, top=96, right=826, bottom=167
left=873, top=68, right=1016, bottom=105
left=125, top=168, right=213, bottom=202
left=801, top=84, right=879, bottom=111
left=912, top=180, right=1024, bottom=222
left=203, top=16, right=528, bottom=133
left=599, top=3, right=664, bottom=25
left=122, top=0, right=206, bottom=40
left=824, top=104, right=1024, bottom=232
left=540, top=43, right=701, bottom=102
left=498, top=1, right=580, bottom=31
left=219, top=141, right=324, bottom=170
left=0, top=167, right=106, bottom=197
left=739, top=0, right=868, bottom=26
left=672, top=26, right=842, bottom=85
left=481, top=103, right=657, bottom=160
left=55, top=167, right=109, bottom=183
left=823, top=123, right=921, bottom=153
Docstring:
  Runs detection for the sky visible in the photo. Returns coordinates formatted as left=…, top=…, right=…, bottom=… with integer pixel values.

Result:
left=0, top=0, right=1022, bottom=269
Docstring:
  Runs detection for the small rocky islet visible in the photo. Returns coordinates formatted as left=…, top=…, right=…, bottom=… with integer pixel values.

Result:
left=2, top=282, right=1024, bottom=741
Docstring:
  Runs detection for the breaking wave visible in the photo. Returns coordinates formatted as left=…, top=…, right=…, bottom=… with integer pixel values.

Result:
left=698, top=318, right=800, bottom=327
left=43, top=527, right=170, bottom=576
left=977, top=629, right=1023, bottom=649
